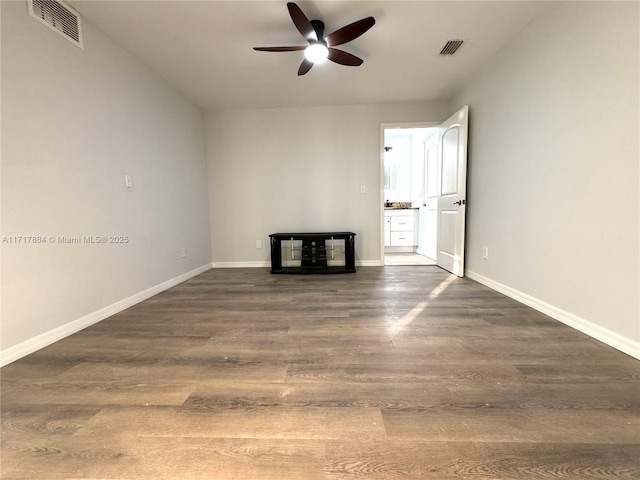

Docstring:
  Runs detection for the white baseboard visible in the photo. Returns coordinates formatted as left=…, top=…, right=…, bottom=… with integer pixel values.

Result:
left=466, top=269, right=640, bottom=360
left=211, top=261, right=271, bottom=268
left=0, top=263, right=213, bottom=367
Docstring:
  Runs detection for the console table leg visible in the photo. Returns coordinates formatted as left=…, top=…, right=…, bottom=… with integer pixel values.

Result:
left=270, top=236, right=282, bottom=272
left=345, top=234, right=356, bottom=272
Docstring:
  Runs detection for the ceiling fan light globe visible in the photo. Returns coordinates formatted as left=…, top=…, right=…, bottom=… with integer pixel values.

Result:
left=304, top=43, right=329, bottom=63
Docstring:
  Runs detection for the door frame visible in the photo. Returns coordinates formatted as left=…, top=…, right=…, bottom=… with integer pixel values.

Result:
left=380, top=122, right=440, bottom=266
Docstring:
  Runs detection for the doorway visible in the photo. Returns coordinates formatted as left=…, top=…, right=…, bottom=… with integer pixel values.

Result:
left=381, top=124, right=439, bottom=266
left=380, top=106, right=469, bottom=276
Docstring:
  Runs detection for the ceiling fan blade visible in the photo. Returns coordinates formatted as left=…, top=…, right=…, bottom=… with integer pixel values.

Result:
left=327, top=48, right=363, bottom=67
left=297, top=58, right=314, bottom=76
left=325, top=17, right=375, bottom=47
left=287, top=2, right=316, bottom=41
left=253, top=46, right=306, bottom=52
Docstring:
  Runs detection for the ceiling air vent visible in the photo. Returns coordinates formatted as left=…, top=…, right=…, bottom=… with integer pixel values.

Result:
left=27, top=0, right=83, bottom=49
left=439, top=40, right=464, bottom=56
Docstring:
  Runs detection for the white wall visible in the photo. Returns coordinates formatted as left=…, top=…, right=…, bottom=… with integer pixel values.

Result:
left=451, top=2, right=639, bottom=354
left=205, top=102, right=449, bottom=265
left=1, top=2, right=211, bottom=358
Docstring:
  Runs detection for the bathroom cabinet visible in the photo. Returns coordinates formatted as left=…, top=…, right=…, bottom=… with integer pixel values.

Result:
left=384, top=209, right=417, bottom=249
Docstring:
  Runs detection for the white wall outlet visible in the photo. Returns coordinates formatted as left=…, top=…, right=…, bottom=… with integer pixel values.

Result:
left=360, top=185, right=366, bottom=194
left=482, top=247, right=489, bottom=260
left=256, top=239, right=262, bottom=249
left=124, top=174, right=133, bottom=188
left=181, top=247, right=187, bottom=258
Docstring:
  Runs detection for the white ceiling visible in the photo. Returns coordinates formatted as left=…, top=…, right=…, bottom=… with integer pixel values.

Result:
left=68, top=1, right=549, bottom=110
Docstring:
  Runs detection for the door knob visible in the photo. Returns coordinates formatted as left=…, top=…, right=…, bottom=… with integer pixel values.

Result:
left=453, top=199, right=466, bottom=206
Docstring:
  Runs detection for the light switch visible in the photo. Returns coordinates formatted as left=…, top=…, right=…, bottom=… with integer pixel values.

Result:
left=124, top=174, right=133, bottom=188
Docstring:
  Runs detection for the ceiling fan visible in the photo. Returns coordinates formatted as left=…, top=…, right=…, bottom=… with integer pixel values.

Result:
left=253, top=2, right=375, bottom=76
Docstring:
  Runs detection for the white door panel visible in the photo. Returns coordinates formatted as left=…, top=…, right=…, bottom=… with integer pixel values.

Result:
left=441, top=127, right=460, bottom=196
left=426, top=144, right=438, bottom=198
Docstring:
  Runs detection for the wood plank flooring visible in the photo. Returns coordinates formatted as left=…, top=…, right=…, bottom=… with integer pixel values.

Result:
left=1, top=266, right=639, bottom=479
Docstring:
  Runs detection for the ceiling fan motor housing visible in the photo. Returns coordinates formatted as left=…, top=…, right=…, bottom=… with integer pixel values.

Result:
left=253, top=2, right=376, bottom=75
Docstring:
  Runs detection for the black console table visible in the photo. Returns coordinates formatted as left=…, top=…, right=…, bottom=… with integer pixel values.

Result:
left=269, top=232, right=356, bottom=274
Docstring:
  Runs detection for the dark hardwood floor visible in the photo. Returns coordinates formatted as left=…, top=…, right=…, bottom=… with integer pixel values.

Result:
left=1, top=266, right=639, bottom=479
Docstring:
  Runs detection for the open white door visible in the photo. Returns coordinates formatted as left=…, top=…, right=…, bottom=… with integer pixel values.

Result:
left=436, top=106, right=469, bottom=277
